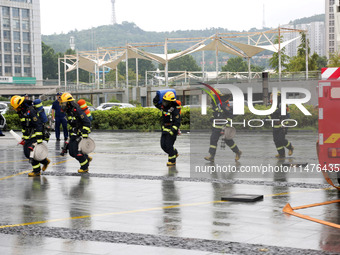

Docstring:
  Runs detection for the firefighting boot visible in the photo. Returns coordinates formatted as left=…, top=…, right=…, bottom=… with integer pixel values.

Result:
left=167, top=162, right=176, bottom=166
left=204, top=154, right=215, bottom=162
left=275, top=154, right=285, bottom=159
left=42, top=158, right=51, bottom=171
left=235, top=151, right=242, bottom=161
left=28, top=171, right=41, bottom=177
left=288, top=146, right=294, bottom=156
left=88, top=156, right=93, bottom=163
left=78, top=168, right=89, bottom=173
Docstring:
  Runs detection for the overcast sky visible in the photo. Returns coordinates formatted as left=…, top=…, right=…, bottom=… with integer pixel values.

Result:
left=40, top=0, right=325, bottom=35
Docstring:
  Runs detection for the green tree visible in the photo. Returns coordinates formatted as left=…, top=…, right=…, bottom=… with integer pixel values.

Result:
left=126, top=58, right=156, bottom=79
left=221, top=57, right=264, bottom=72
left=316, top=55, right=328, bottom=70
left=222, top=57, right=247, bottom=72
left=106, top=66, right=125, bottom=82
left=269, top=36, right=289, bottom=72
left=42, top=42, right=58, bottom=79
left=286, top=32, right=318, bottom=71
left=328, top=51, right=340, bottom=67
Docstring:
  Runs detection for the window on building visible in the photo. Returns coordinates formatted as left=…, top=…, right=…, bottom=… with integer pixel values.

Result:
left=3, top=31, right=10, bottom=40
left=22, top=20, right=29, bottom=30
left=5, top=66, right=12, bottom=75
left=2, top=18, right=10, bottom=29
left=14, top=55, right=21, bottom=64
left=21, top=9, right=29, bottom=19
left=4, top=43, right=11, bottom=52
left=14, top=43, right=21, bottom=52
left=12, top=19, right=20, bottom=30
left=2, top=7, right=9, bottom=17
left=330, top=27, right=335, bottom=33
left=24, top=67, right=31, bottom=76
left=330, top=20, right=335, bottom=26
left=15, top=67, right=21, bottom=75
left=24, top=55, right=30, bottom=64
left=4, top=54, right=11, bottom=64
left=12, top=8, right=19, bottom=18
left=13, top=31, right=20, bottom=41
left=330, top=0, right=335, bottom=5
left=22, top=32, right=29, bottom=42
left=330, top=6, right=334, bottom=13
left=23, top=44, right=30, bottom=53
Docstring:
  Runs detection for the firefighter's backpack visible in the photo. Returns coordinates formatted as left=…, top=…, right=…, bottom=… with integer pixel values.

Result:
left=77, top=99, right=93, bottom=121
left=33, top=99, right=48, bottom=124
left=156, top=89, right=177, bottom=105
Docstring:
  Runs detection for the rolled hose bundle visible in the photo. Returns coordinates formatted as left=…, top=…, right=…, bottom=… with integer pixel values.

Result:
left=222, top=127, right=236, bottom=140
left=78, top=137, right=95, bottom=154
left=33, top=143, right=49, bottom=161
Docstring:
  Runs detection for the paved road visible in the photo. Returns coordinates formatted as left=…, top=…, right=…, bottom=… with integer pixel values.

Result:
left=0, top=131, right=339, bottom=255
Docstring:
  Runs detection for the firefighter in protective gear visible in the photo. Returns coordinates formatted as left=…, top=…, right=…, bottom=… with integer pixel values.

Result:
left=60, top=92, right=92, bottom=173
left=269, top=91, right=294, bottom=158
left=10, top=95, right=51, bottom=177
left=154, top=91, right=181, bottom=166
left=204, top=93, right=242, bottom=162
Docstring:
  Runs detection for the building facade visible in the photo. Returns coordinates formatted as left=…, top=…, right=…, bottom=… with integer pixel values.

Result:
left=0, top=0, right=42, bottom=85
left=283, top=22, right=325, bottom=58
left=326, top=0, right=338, bottom=58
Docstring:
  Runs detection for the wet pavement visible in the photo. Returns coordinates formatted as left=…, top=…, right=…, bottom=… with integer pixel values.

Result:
left=0, top=131, right=339, bottom=254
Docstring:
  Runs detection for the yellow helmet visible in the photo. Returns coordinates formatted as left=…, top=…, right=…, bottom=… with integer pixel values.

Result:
left=10, top=95, right=25, bottom=109
left=60, top=92, right=75, bottom=103
left=163, top=91, right=176, bottom=102
left=213, top=89, right=222, bottom=95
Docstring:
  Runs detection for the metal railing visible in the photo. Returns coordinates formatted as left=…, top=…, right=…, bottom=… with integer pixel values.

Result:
left=41, top=71, right=321, bottom=93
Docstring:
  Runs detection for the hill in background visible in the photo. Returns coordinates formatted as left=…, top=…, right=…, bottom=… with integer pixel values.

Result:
left=41, top=14, right=325, bottom=70
left=42, top=14, right=325, bottom=53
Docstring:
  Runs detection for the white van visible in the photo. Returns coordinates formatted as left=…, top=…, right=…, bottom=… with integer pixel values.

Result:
left=96, top=103, right=135, bottom=110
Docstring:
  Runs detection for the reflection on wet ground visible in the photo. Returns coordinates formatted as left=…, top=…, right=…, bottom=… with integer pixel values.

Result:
left=0, top=131, right=339, bottom=254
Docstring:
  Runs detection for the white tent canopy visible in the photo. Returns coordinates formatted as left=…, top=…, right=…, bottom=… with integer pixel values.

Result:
left=61, top=29, right=307, bottom=88
left=74, top=35, right=301, bottom=73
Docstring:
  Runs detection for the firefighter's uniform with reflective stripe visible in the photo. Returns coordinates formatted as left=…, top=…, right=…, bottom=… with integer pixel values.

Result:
left=160, top=105, right=181, bottom=163
left=65, top=101, right=92, bottom=170
left=270, top=104, right=293, bottom=158
left=19, top=106, right=49, bottom=173
left=209, top=102, right=240, bottom=157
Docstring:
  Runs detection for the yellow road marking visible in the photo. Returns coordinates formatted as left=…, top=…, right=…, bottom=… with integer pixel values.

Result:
left=0, top=155, right=65, bottom=164
left=0, top=158, right=74, bottom=181
left=0, top=187, right=334, bottom=229
left=0, top=170, right=31, bottom=181
left=0, top=159, right=29, bottom=164
left=0, top=200, right=223, bottom=229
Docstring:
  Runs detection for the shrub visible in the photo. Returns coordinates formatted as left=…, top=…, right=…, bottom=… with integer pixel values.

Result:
left=4, top=104, right=318, bottom=131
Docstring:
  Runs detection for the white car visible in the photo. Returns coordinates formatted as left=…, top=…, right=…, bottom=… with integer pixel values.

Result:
left=96, top=103, right=135, bottom=110
left=0, top=103, right=9, bottom=114
left=43, top=105, right=55, bottom=130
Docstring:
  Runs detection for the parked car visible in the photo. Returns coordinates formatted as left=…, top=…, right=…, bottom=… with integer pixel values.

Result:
left=88, top=106, right=96, bottom=112
left=96, top=103, right=135, bottom=110
left=43, top=105, right=55, bottom=130
left=0, top=103, right=9, bottom=114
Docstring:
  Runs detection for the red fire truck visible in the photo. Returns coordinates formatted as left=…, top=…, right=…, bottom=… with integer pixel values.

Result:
left=318, top=67, right=340, bottom=189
